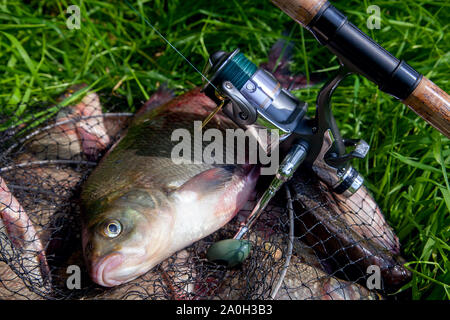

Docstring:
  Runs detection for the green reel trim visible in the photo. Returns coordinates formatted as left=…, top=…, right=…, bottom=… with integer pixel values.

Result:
left=215, top=52, right=257, bottom=91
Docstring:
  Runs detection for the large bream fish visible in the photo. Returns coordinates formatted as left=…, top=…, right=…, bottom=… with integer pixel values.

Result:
left=80, top=89, right=259, bottom=287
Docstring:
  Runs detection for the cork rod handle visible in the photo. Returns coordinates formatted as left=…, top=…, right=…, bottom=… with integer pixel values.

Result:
left=271, top=0, right=450, bottom=137
left=403, top=77, right=450, bottom=137
left=271, top=0, right=328, bottom=26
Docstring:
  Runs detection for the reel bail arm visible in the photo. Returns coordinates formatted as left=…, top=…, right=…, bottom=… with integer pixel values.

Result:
left=307, top=66, right=369, bottom=197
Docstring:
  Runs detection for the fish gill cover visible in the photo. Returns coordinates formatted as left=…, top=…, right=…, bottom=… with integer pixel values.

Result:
left=0, top=88, right=410, bottom=300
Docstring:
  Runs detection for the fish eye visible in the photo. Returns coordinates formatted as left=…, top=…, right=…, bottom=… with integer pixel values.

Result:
left=103, top=220, right=122, bottom=238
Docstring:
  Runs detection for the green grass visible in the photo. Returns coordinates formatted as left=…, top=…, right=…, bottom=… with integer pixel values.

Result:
left=0, top=0, right=449, bottom=300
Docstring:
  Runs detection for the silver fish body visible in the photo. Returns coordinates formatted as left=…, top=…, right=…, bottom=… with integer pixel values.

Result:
left=80, top=89, right=259, bottom=287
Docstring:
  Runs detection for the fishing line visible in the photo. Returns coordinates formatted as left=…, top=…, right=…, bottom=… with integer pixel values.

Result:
left=124, top=0, right=218, bottom=92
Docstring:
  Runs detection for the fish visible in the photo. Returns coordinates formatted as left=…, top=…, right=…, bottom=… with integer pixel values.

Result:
left=270, top=255, right=381, bottom=300
left=24, top=86, right=123, bottom=162
left=288, top=169, right=411, bottom=289
left=271, top=238, right=380, bottom=300
left=329, top=185, right=400, bottom=255
left=80, top=88, right=260, bottom=287
left=0, top=176, right=50, bottom=299
left=311, top=131, right=400, bottom=255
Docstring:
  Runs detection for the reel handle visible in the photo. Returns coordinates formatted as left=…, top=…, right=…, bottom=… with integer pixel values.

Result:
left=271, top=0, right=450, bottom=137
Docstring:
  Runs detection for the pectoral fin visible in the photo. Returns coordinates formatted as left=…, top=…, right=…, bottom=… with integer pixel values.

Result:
left=174, top=165, right=238, bottom=199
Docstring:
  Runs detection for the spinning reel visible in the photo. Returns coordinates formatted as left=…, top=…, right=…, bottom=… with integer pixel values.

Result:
left=202, top=49, right=367, bottom=195
left=202, top=49, right=368, bottom=266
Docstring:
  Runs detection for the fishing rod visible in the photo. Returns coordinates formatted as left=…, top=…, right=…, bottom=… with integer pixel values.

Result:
left=271, top=0, right=450, bottom=138
left=204, top=1, right=449, bottom=266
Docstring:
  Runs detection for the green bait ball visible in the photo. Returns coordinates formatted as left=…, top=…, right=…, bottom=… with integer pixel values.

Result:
left=206, top=239, right=252, bottom=268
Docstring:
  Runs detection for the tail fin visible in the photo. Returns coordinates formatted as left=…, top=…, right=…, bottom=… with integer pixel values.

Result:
left=260, top=36, right=324, bottom=90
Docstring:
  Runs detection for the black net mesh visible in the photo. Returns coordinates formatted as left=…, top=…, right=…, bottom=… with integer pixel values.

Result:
left=0, top=89, right=410, bottom=300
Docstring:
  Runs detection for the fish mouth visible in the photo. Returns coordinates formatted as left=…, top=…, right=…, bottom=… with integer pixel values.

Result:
left=91, top=253, right=125, bottom=287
